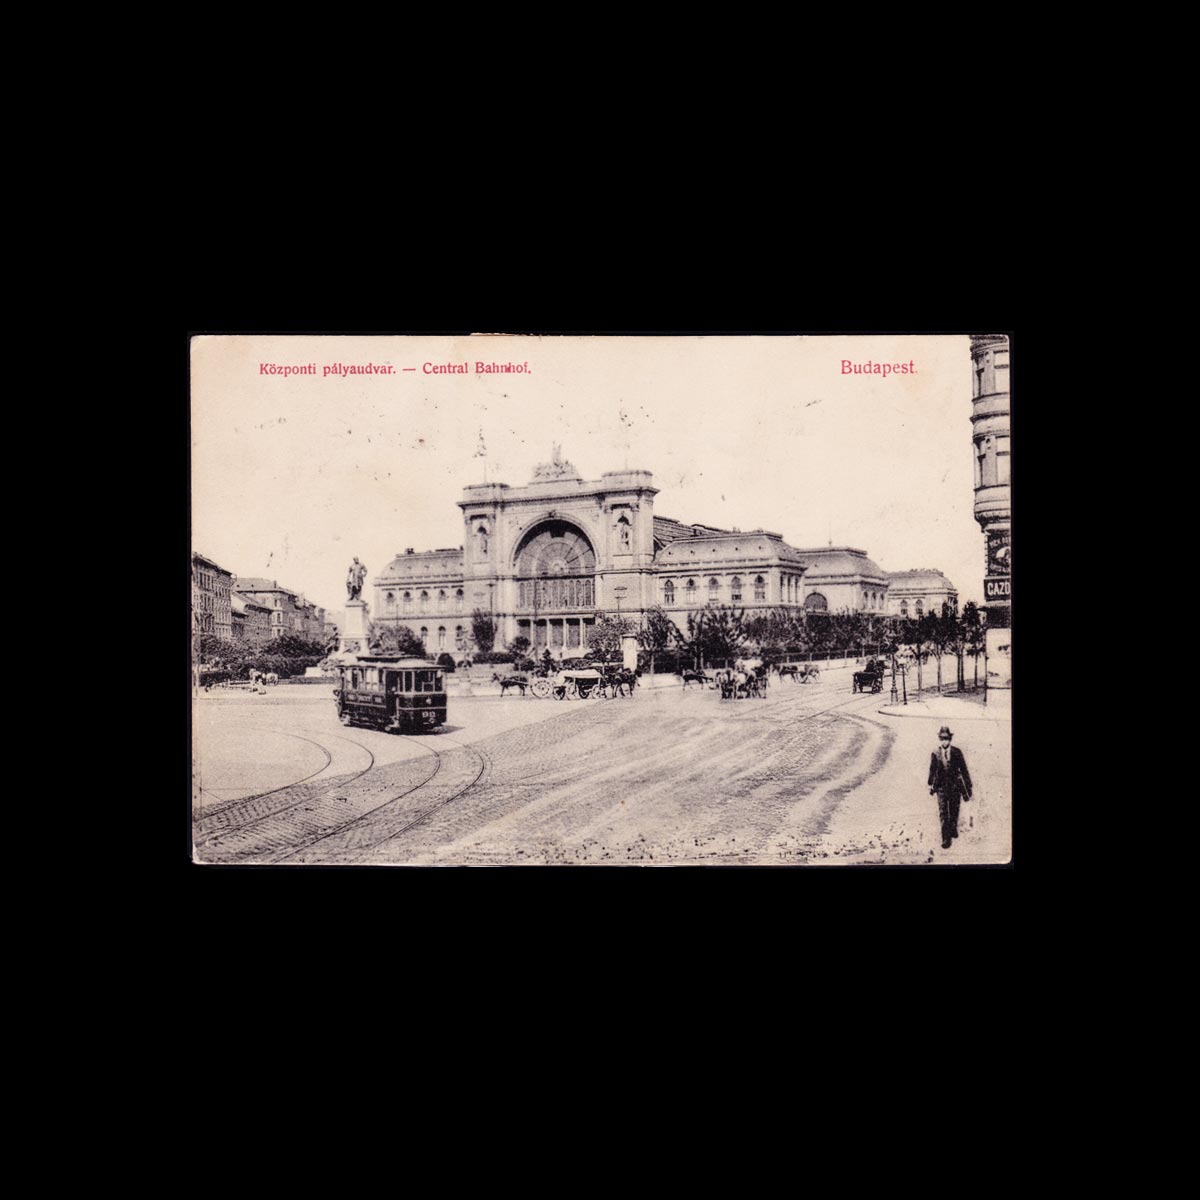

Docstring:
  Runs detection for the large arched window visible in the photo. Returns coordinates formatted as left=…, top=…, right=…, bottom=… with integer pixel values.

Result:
left=455, top=625, right=465, bottom=649
left=438, top=590, right=446, bottom=611
left=386, top=591, right=395, bottom=609
left=686, top=579, right=697, bottom=604
left=900, top=601, right=909, bottom=618
left=805, top=593, right=828, bottom=613
left=915, top=601, right=924, bottom=617
left=515, top=520, right=596, bottom=610
left=455, top=589, right=463, bottom=612
left=419, top=626, right=429, bottom=645
left=438, top=626, right=446, bottom=650
left=755, top=576, right=766, bottom=601
left=664, top=580, right=676, bottom=605
left=731, top=577, right=743, bottom=602
left=403, top=591, right=412, bottom=613
left=708, top=577, right=720, bottom=601
left=419, top=590, right=429, bottom=613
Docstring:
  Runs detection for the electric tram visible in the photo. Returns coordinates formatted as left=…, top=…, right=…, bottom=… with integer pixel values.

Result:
left=334, top=656, right=447, bottom=733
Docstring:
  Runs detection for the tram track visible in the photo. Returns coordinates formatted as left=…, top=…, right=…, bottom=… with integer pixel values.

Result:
left=272, top=732, right=492, bottom=865
left=193, top=728, right=378, bottom=852
left=195, top=728, right=335, bottom=814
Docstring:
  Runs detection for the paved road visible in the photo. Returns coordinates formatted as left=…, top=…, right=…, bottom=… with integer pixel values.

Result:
left=192, top=673, right=1010, bottom=865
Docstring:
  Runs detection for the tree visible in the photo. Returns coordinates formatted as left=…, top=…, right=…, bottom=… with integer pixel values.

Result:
left=508, top=635, right=531, bottom=659
left=697, top=605, right=747, bottom=664
left=961, top=601, right=985, bottom=689
left=673, top=611, right=708, bottom=670
left=274, top=632, right=328, bottom=658
left=471, top=609, right=496, bottom=654
left=368, top=622, right=427, bottom=657
left=637, top=605, right=677, bottom=676
left=589, top=611, right=636, bottom=663
left=744, top=606, right=806, bottom=655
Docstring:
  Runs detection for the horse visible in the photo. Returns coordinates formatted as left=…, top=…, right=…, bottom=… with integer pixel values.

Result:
left=264, top=672, right=279, bottom=686
left=608, top=668, right=638, bottom=697
left=491, top=672, right=528, bottom=697
left=679, top=669, right=712, bottom=689
left=777, top=664, right=801, bottom=683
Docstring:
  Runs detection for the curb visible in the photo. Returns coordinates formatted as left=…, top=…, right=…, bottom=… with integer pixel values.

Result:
left=876, top=703, right=1011, bottom=723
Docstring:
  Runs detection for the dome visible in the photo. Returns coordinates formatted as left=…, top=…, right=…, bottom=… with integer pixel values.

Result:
left=887, top=569, right=956, bottom=593
left=798, top=547, right=888, bottom=581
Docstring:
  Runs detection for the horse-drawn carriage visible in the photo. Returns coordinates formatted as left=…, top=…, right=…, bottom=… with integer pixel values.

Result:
left=777, top=663, right=820, bottom=683
left=717, top=663, right=767, bottom=700
left=851, top=657, right=887, bottom=694
left=494, top=664, right=637, bottom=699
left=549, top=666, right=637, bottom=699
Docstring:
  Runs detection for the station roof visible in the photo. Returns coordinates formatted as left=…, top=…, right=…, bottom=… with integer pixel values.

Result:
left=793, top=547, right=888, bottom=581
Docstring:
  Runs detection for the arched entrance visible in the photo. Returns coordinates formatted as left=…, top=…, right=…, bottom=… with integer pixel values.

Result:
left=513, top=520, right=596, bottom=654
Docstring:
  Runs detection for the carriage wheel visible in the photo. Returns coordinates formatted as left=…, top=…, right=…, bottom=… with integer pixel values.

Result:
left=531, top=679, right=551, bottom=699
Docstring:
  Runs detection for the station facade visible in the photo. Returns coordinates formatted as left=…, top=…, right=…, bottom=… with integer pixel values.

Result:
left=373, top=450, right=956, bottom=655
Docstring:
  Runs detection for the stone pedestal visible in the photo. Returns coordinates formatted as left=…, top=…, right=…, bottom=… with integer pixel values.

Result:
left=340, top=599, right=370, bottom=656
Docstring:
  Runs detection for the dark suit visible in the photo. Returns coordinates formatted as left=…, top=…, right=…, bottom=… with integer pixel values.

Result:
left=928, top=745, right=973, bottom=846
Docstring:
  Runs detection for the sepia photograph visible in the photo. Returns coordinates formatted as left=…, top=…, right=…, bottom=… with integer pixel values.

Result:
left=190, top=333, right=1013, bottom=866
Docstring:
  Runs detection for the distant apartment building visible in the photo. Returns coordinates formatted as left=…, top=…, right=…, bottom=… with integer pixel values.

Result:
left=234, top=578, right=326, bottom=642
left=193, top=553, right=233, bottom=640
left=231, top=592, right=273, bottom=645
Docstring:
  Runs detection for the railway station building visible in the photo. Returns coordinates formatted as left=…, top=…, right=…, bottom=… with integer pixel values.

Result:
left=373, top=450, right=959, bottom=655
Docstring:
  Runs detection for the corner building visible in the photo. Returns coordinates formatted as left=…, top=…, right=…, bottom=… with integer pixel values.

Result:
left=374, top=452, right=957, bottom=655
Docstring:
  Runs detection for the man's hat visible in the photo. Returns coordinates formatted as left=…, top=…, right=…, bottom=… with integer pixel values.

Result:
left=938, top=726, right=953, bottom=738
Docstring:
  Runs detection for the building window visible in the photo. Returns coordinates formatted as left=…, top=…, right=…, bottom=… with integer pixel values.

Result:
left=438, top=590, right=446, bottom=610
left=455, top=626, right=465, bottom=649
left=420, top=591, right=429, bottom=613
left=476, top=525, right=488, bottom=555
left=997, top=435, right=1011, bottom=486
left=805, top=593, right=828, bottom=613
left=420, top=626, right=428, bottom=646
left=438, top=627, right=446, bottom=650
left=755, top=576, right=766, bottom=601
left=731, top=577, right=742, bottom=602
left=664, top=581, right=675, bottom=605
left=686, top=579, right=697, bottom=604
left=915, top=601, right=924, bottom=617
left=900, top=601, right=909, bottom=618
left=456, top=589, right=464, bottom=612
left=386, top=592, right=395, bottom=609
left=708, top=577, right=720, bottom=601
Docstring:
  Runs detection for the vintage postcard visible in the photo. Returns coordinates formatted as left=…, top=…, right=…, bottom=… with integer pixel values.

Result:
left=191, top=333, right=1012, bottom=866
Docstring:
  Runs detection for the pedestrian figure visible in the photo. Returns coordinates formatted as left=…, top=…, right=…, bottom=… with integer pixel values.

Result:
left=928, top=725, right=972, bottom=849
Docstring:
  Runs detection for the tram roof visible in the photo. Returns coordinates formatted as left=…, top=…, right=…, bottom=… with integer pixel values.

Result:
left=351, top=656, right=441, bottom=667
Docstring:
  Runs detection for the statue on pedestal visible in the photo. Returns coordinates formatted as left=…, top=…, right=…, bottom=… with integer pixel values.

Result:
left=346, top=557, right=368, bottom=601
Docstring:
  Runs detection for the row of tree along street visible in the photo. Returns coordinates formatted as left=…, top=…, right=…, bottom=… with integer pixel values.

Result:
left=637, top=602, right=989, bottom=694
left=200, top=603, right=987, bottom=696
left=368, top=604, right=988, bottom=695
left=194, top=632, right=332, bottom=685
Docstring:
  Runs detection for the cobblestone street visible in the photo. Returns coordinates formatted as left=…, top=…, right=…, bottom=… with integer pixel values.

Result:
left=193, top=672, right=1011, bottom=866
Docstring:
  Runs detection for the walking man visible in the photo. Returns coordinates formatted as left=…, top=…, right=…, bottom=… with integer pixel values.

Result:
left=928, top=725, right=973, bottom=850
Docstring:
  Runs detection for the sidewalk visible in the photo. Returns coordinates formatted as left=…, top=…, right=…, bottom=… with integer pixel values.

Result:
left=877, top=688, right=1011, bottom=722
